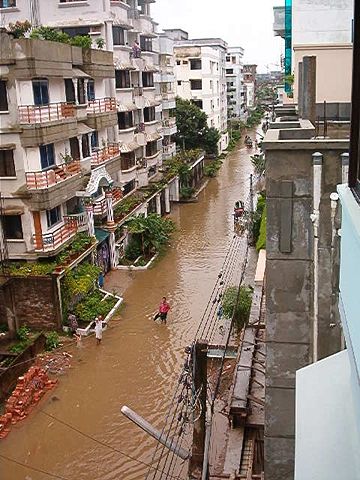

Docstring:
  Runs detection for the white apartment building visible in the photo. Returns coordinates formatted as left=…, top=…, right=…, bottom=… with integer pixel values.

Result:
left=226, top=46, right=246, bottom=119
left=0, top=0, right=178, bottom=267
left=166, top=30, right=229, bottom=152
left=0, top=0, right=172, bottom=192
left=243, top=64, right=257, bottom=109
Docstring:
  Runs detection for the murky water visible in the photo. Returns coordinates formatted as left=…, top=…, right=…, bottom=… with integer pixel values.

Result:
left=1, top=139, right=254, bottom=480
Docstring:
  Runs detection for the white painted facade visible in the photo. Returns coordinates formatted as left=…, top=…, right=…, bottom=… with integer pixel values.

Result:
left=226, top=47, right=246, bottom=119
left=0, top=0, right=167, bottom=189
left=172, top=36, right=229, bottom=152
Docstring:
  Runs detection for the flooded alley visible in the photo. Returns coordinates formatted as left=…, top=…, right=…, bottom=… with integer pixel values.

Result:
left=1, top=140, right=255, bottom=480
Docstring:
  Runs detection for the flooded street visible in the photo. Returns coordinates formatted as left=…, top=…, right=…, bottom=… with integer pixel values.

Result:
left=1, top=140, right=254, bottom=480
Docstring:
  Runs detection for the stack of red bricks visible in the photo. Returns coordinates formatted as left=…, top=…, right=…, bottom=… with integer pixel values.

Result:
left=0, top=365, right=57, bottom=439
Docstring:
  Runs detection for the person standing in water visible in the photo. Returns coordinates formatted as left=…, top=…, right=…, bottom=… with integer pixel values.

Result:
left=153, top=297, right=171, bottom=324
left=95, top=317, right=103, bottom=345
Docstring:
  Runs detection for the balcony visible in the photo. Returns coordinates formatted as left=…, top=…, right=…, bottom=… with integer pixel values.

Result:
left=93, top=187, right=123, bottom=216
left=163, top=143, right=176, bottom=159
left=25, top=160, right=81, bottom=190
left=273, top=6, right=285, bottom=38
left=91, top=144, right=120, bottom=167
left=18, top=102, right=75, bottom=125
left=33, top=218, right=78, bottom=252
left=86, top=97, right=117, bottom=115
left=162, top=118, right=177, bottom=136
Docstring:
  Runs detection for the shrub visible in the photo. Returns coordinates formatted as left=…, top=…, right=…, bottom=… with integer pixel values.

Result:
left=256, top=206, right=266, bottom=251
left=95, top=38, right=105, bottom=49
left=17, top=325, right=30, bottom=342
left=180, top=186, right=195, bottom=199
left=222, top=285, right=253, bottom=331
left=74, top=290, right=117, bottom=322
left=70, top=35, right=92, bottom=49
left=9, top=341, right=28, bottom=355
left=45, top=331, right=60, bottom=351
left=204, top=160, right=222, bottom=177
left=252, top=193, right=266, bottom=243
left=8, top=20, right=31, bottom=38
left=125, top=237, right=142, bottom=261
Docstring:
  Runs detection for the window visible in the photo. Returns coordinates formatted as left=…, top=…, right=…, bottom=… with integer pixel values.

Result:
left=90, top=131, right=98, bottom=150
left=183, top=60, right=188, bottom=65
left=115, top=70, right=130, bottom=89
left=113, top=27, right=125, bottom=46
left=177, top=81, right=181, bottom=86
left=77, top=78, right=86, bottom=104
left=144, top=107, right=155, bottom=122
left=87, top=79, right=95, bottom=101
left=40, top=144, right=55, bottom=170
left=33, top=79, right=49, bottom=106
left=142, top=72, right=154, bottom=88
left=190, top=79, right=202, bottom=90
left=69, top=137, right=80, bottom=160
left=210, top=80, right=213, bottom=91
left=146, top=141, right=158, bottom=157
left=121, top=153, right=135, bottom=171
left=191, top=99, right=203, bottom=109
left=64, top=79, right=75, bottom=103
left=82, top=134, right=90, bottom=158
left=190, top=59, right=202, bottom=70
left=176, top=60, right=181, bottom=65
left=0, top=149, right=15, bottom=177
left=232, top=56, right=236, bottom=64
left=226, top=56, right=230, bottom=62
left=123, top=179, right=135, bottom=195
left=62, top=26, right=90, bottom=38
left=118, top=111, right=133, bottom=129
left=2, top=215, right=23, bottom=240
left=226, top=69, right=234, bottom=75
left=0, top=0, right=16, bottom=7
left=140, top=36, right=152, bottom=52
left=46, top=206, right=61, bottom=229
left=0, top=80, right=8, bottom=111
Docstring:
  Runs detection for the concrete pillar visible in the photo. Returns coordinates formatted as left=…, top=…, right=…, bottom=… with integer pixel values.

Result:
left=298, top=61, right=303, bottom=118
left=32, top=211, right=43, bottom=250
left=72, top=78, right=79, bottom=105
left=77, top=135, right=84, bottom=161
left=341, top=152, right=349, bottom=184
left=109, top=230, right=117, bottom=269
left=84, top=78, right=89, bottom=104
left=105, top=190, right=114, bottom=226
left=155, top=193, right=161, bottom=215
left=85, top=204, right=95, bottom=237
left=302, top=56, right=316, bottom=125
left=174, top=177, right=180, bottom=202
left=164, top=186, right=171, bottom=213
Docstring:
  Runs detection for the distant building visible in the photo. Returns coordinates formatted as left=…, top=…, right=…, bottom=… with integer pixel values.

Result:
left=226, top=47, right=246, bottom=119
left=243, top=64, right=257, bottom=109
left=168, top=30, right=229, bottom=152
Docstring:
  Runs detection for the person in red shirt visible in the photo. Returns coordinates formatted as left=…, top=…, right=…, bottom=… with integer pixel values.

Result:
left=153, top=297, right=171, bottom=324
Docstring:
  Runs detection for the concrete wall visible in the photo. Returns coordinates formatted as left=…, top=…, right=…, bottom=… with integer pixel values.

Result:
left=294, top=45, right=352, bottom=104
left=263, top=123, right=347, bottom=479
left=295, top=350, right=360, bottom=480
left=292, top=0, right=353, bottom=46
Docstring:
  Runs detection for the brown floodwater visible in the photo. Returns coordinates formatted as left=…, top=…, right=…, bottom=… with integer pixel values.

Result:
left=0, top=138, right=255, bottom=480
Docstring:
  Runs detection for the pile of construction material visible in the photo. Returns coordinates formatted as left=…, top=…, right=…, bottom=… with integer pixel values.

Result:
left=0, top=366, right=57, bottom=439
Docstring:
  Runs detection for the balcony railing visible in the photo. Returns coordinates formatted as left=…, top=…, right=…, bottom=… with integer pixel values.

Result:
left=33, top=218, right=78, bottom=252
left=91, top=144, right=120, bottom=167
left=18, top=102, right=75, bottom=124
left=135, top=123, right=145, bottom=133
left=87, top=97, right=117, bottom=114
left=161, top=92, right=175, bottom=100
left=26, top=160, right=81, bottom=190
left=93, top=187, right=123, bottom=216
left=63, top=212, right=88, bottom=232
left=162, top=118, right=176, bottom=128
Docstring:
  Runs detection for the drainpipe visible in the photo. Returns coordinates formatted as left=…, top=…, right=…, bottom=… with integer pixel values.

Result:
left=341, top=152, right=349, bottom=184
left=310, top=152, right=323, bottom=362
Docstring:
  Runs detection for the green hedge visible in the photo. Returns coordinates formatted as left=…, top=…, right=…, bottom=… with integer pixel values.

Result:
left=256, top=206, right=266, bottom=251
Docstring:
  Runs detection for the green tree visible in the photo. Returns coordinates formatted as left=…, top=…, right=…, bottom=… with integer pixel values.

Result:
left=222, top=285, right=253, bottom=331
left=175, top=98, right=208, bottom=149
left=203, top=127, right=220, bottom=156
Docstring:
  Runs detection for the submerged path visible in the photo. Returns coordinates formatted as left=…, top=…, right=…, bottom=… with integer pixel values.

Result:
left=1, top=136, right=256, bottom=480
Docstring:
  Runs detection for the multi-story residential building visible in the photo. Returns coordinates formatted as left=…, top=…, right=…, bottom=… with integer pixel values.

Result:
left=0, top=31, right=120, bottom=264
left=0, top=0, right=174, bottom=198
left=155, top=33, right=177, bottom=161
left=226, top=46, right=246, bottom=119
left=166, top=30, right=229, bottom=153
left=243, top=64, right=257, bottom=109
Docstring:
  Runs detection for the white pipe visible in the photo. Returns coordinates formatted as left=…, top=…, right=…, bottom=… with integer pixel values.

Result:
left=311, top=152, right=323, bottom=362
left=341, top=152, right=349, bottom=184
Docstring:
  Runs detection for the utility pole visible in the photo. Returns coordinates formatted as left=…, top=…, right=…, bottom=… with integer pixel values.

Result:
left=188, top=340, right=208, bottom=480
left=248, top=174, right=255, bottom=245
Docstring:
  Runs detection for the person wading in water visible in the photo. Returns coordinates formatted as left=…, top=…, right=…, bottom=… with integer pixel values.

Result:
left=153, top=297, right=171, bottom=324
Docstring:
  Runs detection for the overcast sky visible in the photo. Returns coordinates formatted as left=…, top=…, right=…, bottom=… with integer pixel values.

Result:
left=152, top=0, right=284, bottom=73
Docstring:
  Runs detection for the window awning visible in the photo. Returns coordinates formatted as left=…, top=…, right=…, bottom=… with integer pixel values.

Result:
left=144, top=64, right=159, bottom=72
left=2, top=206, right=24, bottom=215
left=112, top=19, right=133, bottom=30
left=145, top=132, right=162, bottom=142
left=117, top=102, right=137, bottom=112
left=114, top=60, right=136, bottom=71
left=78, top=123, right=94, bottom=135
left=95, top=228, right=110, bottom=244
left=72, top=68, right=90, bottom=79
left=119, top=142, right=139, bottom=153
left=0, top=143, right=16, bottom=150
left=144, top=97, right=161, bottom=107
